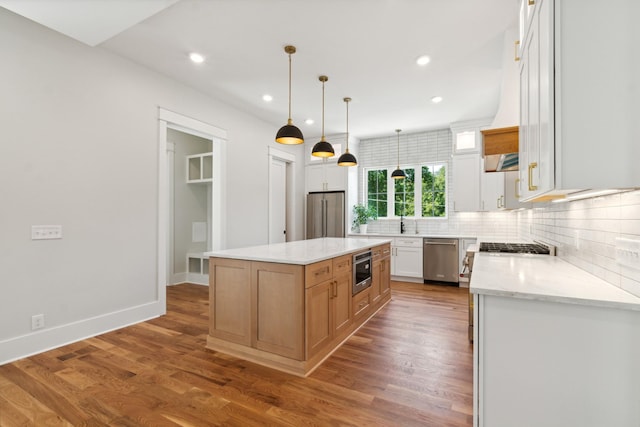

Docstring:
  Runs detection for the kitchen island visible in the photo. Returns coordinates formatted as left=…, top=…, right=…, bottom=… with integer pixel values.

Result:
left=470, top=253, right=640, bottom=427
left=204, top=237, right=392, bottom=376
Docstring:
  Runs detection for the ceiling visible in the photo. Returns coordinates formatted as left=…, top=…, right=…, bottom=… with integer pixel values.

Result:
left=2, top=0, right=519, bottom=140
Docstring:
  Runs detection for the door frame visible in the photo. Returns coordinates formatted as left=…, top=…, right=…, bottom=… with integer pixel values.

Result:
left=158, top=108, right=227, bottom=303
left=268, top=147, right=296, bottom=243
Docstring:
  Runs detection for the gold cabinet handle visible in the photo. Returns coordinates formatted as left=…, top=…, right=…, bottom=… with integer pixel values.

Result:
left=515, top=178, right=521, bottom=198
left=528, top=0, right=535, bottom=5
left=528, top=162, right=538, bottom=191
left=333, top=281, right=337, bottom=298
left=497, top=197, right=501, bottom=209
left=514, top=40, right=520, bottom=61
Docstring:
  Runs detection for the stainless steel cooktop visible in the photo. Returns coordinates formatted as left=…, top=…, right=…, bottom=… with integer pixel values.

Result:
left=479, top=242, right=552, bottom=255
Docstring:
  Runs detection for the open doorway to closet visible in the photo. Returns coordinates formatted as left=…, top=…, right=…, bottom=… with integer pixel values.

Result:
left=157, top=109, right=227, bottom=295
left=167, top=129, right=211, bottom=285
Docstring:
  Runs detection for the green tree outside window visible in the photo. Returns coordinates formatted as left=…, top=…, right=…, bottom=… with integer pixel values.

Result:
left=394, top=168, right=415, bottom=216
left=422, top=164, right=446, bottom=217
left=367, top=169, right=387, bottom=218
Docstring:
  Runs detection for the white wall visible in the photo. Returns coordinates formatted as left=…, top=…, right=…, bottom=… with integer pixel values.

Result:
left=0, top=8, right=305, bottom=363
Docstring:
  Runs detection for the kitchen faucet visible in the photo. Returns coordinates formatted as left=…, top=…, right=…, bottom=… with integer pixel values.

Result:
left=400, top=214, right=405, bottom=234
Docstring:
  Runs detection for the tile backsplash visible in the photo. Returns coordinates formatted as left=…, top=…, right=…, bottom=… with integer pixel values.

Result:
left=517, top=190, right=640, bottom=297
left=358, top=128, right=640, bottom=298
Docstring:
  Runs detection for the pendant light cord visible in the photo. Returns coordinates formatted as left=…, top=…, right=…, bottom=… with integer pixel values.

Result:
left=396, top=130, right=401, bottom=168
left=287, top=52, right=292, bottom=122
left=321, top=79, right=325, bottom=139
left=345, top=98, right=350, bottom=150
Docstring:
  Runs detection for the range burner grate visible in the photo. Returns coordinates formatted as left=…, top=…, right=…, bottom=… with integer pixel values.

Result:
left=479, top=242, right=551, bottom=255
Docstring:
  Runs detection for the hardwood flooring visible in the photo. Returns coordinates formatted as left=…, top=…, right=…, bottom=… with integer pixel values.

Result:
left=0, top=281, right=473, bottom=426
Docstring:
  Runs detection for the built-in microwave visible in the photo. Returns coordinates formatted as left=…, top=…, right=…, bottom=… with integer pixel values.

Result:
left=352, top=250, right=372, bottom=295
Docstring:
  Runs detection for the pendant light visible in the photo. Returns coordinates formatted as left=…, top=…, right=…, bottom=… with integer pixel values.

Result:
left=391, top=129, right=406, bottom=179
left=311, top=75, right=335, bottom=158
left=337, top=97, right=357, bottom=166
left=275, top=45, right=304, bottom=145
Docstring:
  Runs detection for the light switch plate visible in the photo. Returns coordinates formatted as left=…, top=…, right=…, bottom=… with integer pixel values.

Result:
left=615, top=237, right=640, bottom=271
left=31, top=225, right=62, bottom=240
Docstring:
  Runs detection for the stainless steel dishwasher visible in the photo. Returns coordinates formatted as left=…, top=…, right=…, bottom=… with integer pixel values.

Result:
left=423, top=238, right=459, bottom=284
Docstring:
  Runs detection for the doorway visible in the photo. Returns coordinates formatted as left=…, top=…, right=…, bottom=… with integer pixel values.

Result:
left=167, top=129, right=211, bottom=285
left=268, top=147, right=296, bottom=244
left=158, top=109, right=227, bottom=300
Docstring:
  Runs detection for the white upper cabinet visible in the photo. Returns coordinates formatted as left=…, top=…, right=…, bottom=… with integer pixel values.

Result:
left=306, top=162, right=347, bottom=192
left=519, top=0, right=640, bottom=202
left=481, top=170, right=531, bottom=211
left=452, top=153, right=481, bottom=212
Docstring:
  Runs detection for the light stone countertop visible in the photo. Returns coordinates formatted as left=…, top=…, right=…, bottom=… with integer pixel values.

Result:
left=349, top=232, right=478, bottom=239
left=204, top=237, right=392, bottom=265
left=470, top=252, right=640, bottom=311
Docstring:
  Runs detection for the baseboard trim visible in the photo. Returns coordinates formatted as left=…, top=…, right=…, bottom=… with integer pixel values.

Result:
left=0, top=300, right=163, bottom=366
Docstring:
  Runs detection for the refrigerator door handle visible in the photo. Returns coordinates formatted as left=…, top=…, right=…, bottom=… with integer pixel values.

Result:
left=323, top=199, right=328, bottom=237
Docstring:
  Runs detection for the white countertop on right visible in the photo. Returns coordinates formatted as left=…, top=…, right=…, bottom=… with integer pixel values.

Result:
left=470, top=252, right=640, bottom=311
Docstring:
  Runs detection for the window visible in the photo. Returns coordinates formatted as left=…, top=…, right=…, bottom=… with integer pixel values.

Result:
left=367, top=169, right=387, bottom=218
left=364, top=164, right=447, bottom=218
left=394, top=168, right=415, bottom=216
left=422, top=164, right=446, bottom=217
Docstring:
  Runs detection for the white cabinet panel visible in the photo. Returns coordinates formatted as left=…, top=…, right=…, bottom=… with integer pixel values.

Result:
left=391, top=237, right=423, bottom=279
left=306, top=163, right=347, bottom=192
left=475, top=294, right=640, bottom=427
left=518, top=0, right=639, bottom=202
left=452, top=153, right=481, bottom=212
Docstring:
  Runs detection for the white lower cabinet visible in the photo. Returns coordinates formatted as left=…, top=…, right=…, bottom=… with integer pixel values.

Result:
left=474, top=293, right=640, bottom=427
left=391, top=237, right=423, bottom=279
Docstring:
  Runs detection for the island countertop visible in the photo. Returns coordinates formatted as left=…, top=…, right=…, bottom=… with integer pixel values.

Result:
left=470, top=252, right=640, bottom=311
left=204, top=237, right=392, bottom=265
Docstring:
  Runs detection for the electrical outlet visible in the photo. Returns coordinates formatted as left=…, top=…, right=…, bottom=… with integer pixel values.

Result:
left=615, top=237, right=640, bottom=271
left=31, top=314, right=45, bottom=330
left=31, top=225, right=62, bottom=240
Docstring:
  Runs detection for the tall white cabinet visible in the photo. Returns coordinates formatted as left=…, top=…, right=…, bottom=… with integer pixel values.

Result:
left=518, top=0, right=640, bottom=201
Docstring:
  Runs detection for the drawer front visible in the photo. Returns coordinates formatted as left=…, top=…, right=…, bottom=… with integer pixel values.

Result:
left=333, top=254, right=352, bottom=275
left=306, top=259, right=333, bottom=288
left=393, top=237, right=422, bottom=248
left=372, top=243, right=391, bottom=260
left=353, top=288, right=371, bottom=319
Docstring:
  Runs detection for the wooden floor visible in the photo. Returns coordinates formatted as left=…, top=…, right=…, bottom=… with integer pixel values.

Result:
left=0, top=281, right=473, bottom=426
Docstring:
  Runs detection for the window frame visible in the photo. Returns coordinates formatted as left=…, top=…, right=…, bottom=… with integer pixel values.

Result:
left=363, top=163, right=448, bottom=219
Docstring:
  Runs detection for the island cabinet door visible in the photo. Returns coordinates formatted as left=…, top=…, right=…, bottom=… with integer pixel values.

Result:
left=332, top=271, right=353, bottom=337
left=370, top=259, right=382, bottom=304
left=251, top=262, right=305, bottom=360
left=305, top=279, right=333, bottom=359
left=332, top=254, right=353, bottom=337
left=209, top=258, right=252, bottom=346
left=379, top=257, right=390, bottom=297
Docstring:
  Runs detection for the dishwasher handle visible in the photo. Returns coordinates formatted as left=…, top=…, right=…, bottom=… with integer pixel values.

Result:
left=424, top=241, right=458, bottom=246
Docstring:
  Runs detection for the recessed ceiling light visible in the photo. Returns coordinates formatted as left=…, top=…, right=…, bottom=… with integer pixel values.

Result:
left=416, top=55, right=431, bottom=66
left=305, top=119, right=314, bottom=125
left=189, top=52, right=204, bottom=63
left=262, top=94, right=273, bottom=102
left=431, top=96, right=443, bottom=104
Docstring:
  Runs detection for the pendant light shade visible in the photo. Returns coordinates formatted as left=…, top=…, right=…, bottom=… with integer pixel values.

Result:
left=338, top=97, right=357, bottom=166
left=311, top=75, right=335, bottom=158
left=275, top=45, right=304, bottom=145
left=391, top=129, right=406, bottom=180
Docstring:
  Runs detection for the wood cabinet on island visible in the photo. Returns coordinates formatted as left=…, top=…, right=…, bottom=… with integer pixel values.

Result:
left=204, top=237, right=392, bottom=377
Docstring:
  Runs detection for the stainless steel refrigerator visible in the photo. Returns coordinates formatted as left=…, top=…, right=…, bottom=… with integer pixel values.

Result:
left=306, top=191, right=345, bottom=239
